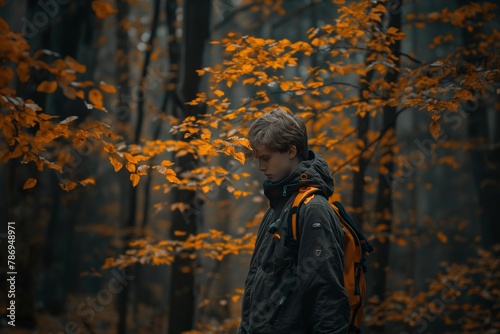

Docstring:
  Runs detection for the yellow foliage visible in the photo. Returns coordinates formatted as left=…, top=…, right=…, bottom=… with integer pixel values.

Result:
left=109, top=156, right=123, bottom=172
left=79, top=178, right=96, bottom=186
left=130, top=174, right=140, bottom=187
left=88, top=88, right=104, bottom=110
left=36, top=81, right=58, bottom=93
left=165, top=169, right=180, bottom=184
left=99, top=81, right=117, bottom=93
left=429, top=121, right=441, bottom=140
left=91, top=0, right=117, bottom=19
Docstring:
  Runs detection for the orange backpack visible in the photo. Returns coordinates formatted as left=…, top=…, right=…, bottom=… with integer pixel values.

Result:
left=289, top=187, right=373, bottom=334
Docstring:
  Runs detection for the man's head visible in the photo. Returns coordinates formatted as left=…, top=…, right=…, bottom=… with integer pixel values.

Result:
left=247, top=107, right=309, bottom=182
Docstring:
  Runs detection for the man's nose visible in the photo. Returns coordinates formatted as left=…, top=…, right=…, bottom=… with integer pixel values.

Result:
left=259, top=162, right=266, bottom=171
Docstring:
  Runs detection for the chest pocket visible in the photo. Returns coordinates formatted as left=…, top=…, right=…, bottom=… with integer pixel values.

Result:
left=260, top=216, right=294, bottom=276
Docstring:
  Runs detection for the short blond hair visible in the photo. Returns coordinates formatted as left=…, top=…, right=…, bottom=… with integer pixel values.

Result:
left=247, top=107, right=308, bottom=160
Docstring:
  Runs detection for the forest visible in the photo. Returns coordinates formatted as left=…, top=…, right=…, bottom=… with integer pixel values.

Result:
left=0, top=0, right=499, bottom=333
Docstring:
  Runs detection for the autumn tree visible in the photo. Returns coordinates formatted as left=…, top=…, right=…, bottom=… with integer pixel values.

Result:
left=115, top=0, right=497, bottom=332
left=1, top=0, right=499, bottom=333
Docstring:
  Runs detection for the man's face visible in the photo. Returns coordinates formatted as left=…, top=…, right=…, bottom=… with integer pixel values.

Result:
left=253, top=145, right=299, bottom=182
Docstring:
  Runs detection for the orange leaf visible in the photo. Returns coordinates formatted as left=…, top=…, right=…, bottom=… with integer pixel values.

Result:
left=122, top=152, right=135, bottom=163
left=171, top=203, right=189, bottom=212
left=99, top=81, right=117, bottom=93
left=437, top=232, right=448, bottom=243
left=65, top=56, right=86, bottom=73
left=79, top=178, right=96, bottom=186
left=72, top=80, right=94, bottom=88
left=237, top=138, right=252, bottom=150
left=234, top=152, right=245, bottom=165
left=16, top=61, right=30, bottom=83
left=126, top=162, right=136, bottom=173
left=37, top=81, right=58, bottom=93
left=165, top=169, right=180, bottom=184
left=214, top=89, right=225, bottom=97
left=280, top=81, right=292, bottom=92
left=397, top=238, right=407, bottom=247
left=130, top=174, right=140, bottom=187
left=429, top=121, right=441, bottom=140
left=47, top=163, right=63, bottom=173
left=61, top=84, right=77, bottom=99
left=23, top=178, right=37, bottom=189
left=88, top=89, right=103, bottom=109
left=160, top=160, right=175, bottom=167
left=92, top=0, right=117, bottom=19
left=109, top=156, right=123, bottom=172
left=60, top=180, right=78, bottom=191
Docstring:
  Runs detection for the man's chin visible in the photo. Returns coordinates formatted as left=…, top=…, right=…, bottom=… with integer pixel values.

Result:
left=267, top=175, right=285, bottom=183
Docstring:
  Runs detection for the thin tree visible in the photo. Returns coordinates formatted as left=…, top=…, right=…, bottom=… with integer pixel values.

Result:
left=369, top=3, right=401, bottom=332
left=167, top=1, right=211, bottom=333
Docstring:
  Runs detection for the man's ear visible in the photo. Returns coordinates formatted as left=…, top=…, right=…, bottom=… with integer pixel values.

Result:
left=287, top=145, right=298, bottom=160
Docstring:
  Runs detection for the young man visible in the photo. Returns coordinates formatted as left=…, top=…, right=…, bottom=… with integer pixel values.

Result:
left=238, top=108, right=350, bottom=334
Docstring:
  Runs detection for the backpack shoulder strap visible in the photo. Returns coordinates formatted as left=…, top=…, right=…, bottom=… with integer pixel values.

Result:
left=289, top=186, right=321, bottom=240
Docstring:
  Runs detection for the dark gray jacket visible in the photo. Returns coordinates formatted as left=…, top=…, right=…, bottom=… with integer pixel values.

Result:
left=239, top=151, right=350, bottom=334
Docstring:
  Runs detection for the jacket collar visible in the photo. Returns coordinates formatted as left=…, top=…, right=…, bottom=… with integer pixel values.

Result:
left=262, top=150, right=334, bottom=209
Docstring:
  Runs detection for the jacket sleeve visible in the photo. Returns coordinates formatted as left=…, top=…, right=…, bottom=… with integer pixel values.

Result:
left=239, top=208, right=273, bottom=334
left=297, top=200, right=350, bottom=334
left=239, top=251, right=258, bottom=334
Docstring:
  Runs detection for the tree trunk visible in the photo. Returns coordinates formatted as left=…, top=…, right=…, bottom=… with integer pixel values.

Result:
left=460, top=0, right=500, bottom=248
left=368, top=3, right=401, bottom=333
left=467, top=97, right=500, bottom=248
left=168, top=1, right=211, bottom=333
left=114, top=0, right=136, bottom=332
left=38, top=0, right=98, bottom=314
left=5, top=0, right=54, bottom=326
left=128, top=0, right=163, bottom=328
left=351, top=98, right=371, bottom=226
left=351, top=1, right=379, bottom=227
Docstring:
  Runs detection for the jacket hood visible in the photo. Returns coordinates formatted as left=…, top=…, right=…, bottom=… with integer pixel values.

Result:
left=263, top=150, right=334, bottom=208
